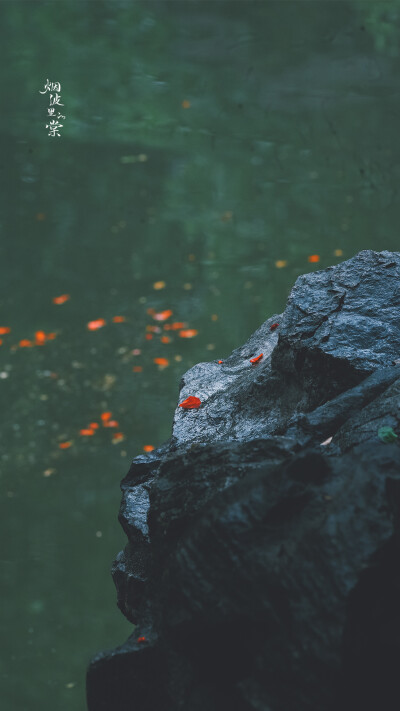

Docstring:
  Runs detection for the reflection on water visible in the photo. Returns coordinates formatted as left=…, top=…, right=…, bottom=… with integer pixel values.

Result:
left=1, top=1, right=400, bottom=709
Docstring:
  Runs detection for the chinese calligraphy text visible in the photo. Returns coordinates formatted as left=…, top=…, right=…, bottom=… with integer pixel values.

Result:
left=39, top=79, right=65, bottom=137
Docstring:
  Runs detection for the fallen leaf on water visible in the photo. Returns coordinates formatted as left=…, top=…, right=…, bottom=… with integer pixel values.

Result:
left=0, top=327, right=11, bottom=335
left=143, top=445, right=155, bottom=452
left=182, top=100, right=191, bottom=109
left=146, top=325, right=162, bottom=333
left=19, top=339, right=34, bottom=347
left=87, top=319, right=106, bottom=331
left=221, top=211, right=233, bottom=222
left=35, top=331, right=47, bottom=345
left=153, top=281, right=166, bottom=290
left=133, top=366, right=143, bottom=372
left=334, top=249, right=343, bottom=257
left=160, top=335, right=171, bottom=344
left=103, top=420, right=119, bottom=428
left=112, top=316, right=126, bottom=323
left=43, top=468, right=56, bottom=477
left=112, top=432, right=125, bottom=444
left=145, top=334, right=153, bottom=341
left=211, top=314, right=218, bottom=321
left=154, top=357, right=169, bottom=368
left=59, top=441, right=72, bottom=449
left=308, top=254, right=320, bottom=263
left=164, top=322, right=187, bottom=331
left=52, top=294, right=70, bottom=305
left=179, top=396, right=201, bottom=409
left=179, top=329, right=198, bottom=338
left=275, top=260, right=287, bottom=268
left=80, top=429, right=95, bottom=436
left=250, top=353, right=263, bottom=364
left=100, top=374, right=116, bottom=391
left=152, top=309, right=173, bottom=322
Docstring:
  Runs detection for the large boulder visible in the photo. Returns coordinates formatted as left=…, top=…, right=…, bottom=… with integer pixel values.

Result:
left=87, top=250, right=400, bottom=711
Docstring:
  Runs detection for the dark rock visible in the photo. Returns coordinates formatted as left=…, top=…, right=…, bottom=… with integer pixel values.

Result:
left=87, top=250, right=400, bottom=711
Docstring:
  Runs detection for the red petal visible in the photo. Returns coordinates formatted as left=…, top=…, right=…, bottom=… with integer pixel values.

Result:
left=179, top=396, right=201, bottom=409
left=249, top=353, right=263, bottom=364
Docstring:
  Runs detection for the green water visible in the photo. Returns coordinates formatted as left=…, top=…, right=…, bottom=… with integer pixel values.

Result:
left=1, top=1, right=400, bottom=709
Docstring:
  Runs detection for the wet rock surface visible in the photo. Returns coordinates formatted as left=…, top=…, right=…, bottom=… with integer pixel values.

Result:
left=87, top=251, right=400, bottom=711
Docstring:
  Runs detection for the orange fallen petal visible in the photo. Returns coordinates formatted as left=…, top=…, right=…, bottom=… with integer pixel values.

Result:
left=19, top=339, right=34, bottom=347
left=80, top=429, right=95, bottom=436
left=270, top=323, right=279, bottom=331
left=59, top=441, right=72, bottom=449
left=133, top=366, right=143, bottom=373
left=0, top=327, right=11, bottom=335
left=182, top=100, right=191, bottom=109
left=153, top=281, right=166, bottom=290
left=35, top=330, right=47, bottom=345
left=89, top=422, right=99, bottom=429
left=145, top=333, right=153, bottom=341
left=218, top=360, right=223, bottom=364
left=103, top=420, right=119, bottom=428
left=146, top=325, right=161, bottom=333
left=179, top=329, right=198, bottom=338
left=0, top=339, right=2, bottom=345
left=112, top=316, right=126, bottom=323
left=101, top=411, right=112, bottom=423
left=154, top=357, right=169, bottom=367
left=160, top=336, right=171, bottom=344
left=179, top=396, right=201, bottom=409
left=221, top=211, right=233, bottom=222
left=165, top=322, right=187, bottom=331
left=143, top=445, right=155, bottom=452
left=137, top=636, right=147, bottom=643
left=112, top=432, right=125, bottom=443
left=146, top=308, right=156, bottom=316
left=250, top=353, right=263, bottom=364
left=46, top=332, right=57, bottom=340
left=52, top=294, right=70, bottom=305
left=308, top=254, right=320, bottom=263
left=87, top=318, right=106, bottom=331
left=152, top=309, right=173, bottom=322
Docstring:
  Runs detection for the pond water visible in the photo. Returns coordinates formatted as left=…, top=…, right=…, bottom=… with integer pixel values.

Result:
left=1, top=1, right=400, bottom=709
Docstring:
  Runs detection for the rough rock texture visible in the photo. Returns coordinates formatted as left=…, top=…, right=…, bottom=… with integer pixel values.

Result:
left=87, top=250, right=400, bottom=711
